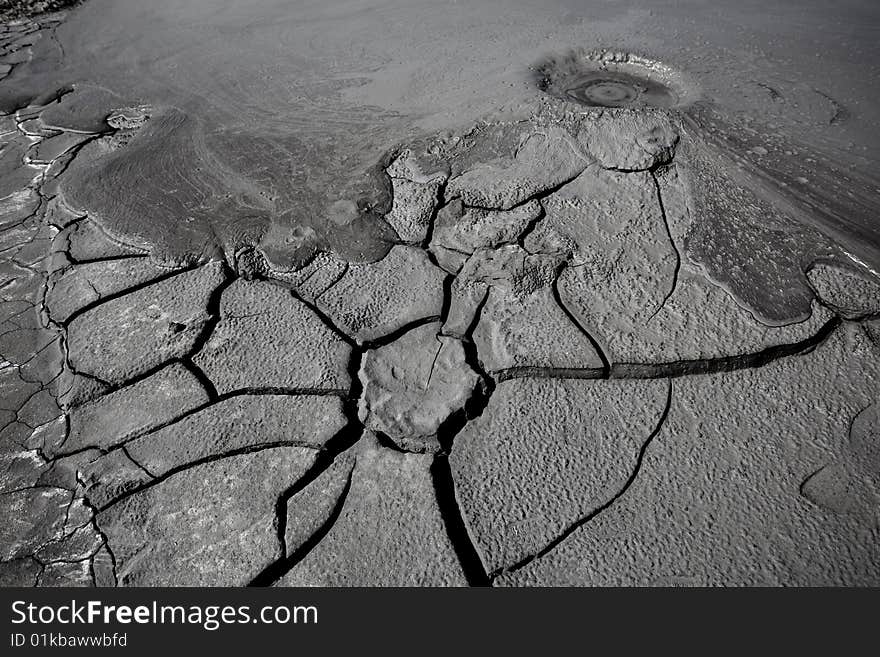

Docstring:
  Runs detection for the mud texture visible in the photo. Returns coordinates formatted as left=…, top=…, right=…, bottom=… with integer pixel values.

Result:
left=0, top=1, right=78, bottom=21
left=1, top=5, right=879, bottom=587
left=535, top=50, right=697, bottom=110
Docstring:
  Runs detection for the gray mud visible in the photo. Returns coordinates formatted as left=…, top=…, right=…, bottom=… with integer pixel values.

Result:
left=2, top=0, right=880, bottom=588
left=0, top=1, right=78, bottom=21
left=1, top=0, right=877, bottom=290
left=535, top=50, right=698, bottom=110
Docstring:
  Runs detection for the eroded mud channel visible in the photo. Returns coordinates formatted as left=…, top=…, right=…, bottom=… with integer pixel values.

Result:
left=2, top=8, right=880, bottom=587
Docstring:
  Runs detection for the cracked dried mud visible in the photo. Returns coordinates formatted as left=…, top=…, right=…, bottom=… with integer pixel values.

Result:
left=1, top=0, right=879, bottom=587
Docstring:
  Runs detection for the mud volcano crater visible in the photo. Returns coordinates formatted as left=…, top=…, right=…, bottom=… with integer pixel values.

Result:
left=535, top=50, right=698, bottom=109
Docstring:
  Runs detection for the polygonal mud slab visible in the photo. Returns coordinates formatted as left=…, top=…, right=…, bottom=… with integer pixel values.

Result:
left=317, top=245, right=445, bottom=342
left=33, top=508, right=102, bottom=565
left=36, top=446, right=101, bottom=492
left=451, top=377, right=669, bottom=575
left=0, top=225, right=39, bottom=265
left=54, top=367, right=110, bottom=411
left=123, top=394, right=345, bottom=478
left=74, top=449, right=151, bottom=510
left=90, top=546, right=116, bottom=587
left=37, top=561, right=94, bottom=587
left=359, top=322, right=481, bottom=452
left=0, top=365, right=42, bottom=416
left=97, top=447, right=317, bottom=586
left=66, top=262, right=225, bottom=384
left=0, top=258, right=43, bottom=303
left=575, top=108, right=679, bottom=171
left=431, top=199, right=541, bottom=256
left=193, top=278, right=351, bottom=394
left=24, top=335, right=67, bottom=386
left=384, top=177, right=439, bottom=242
left=524, top=165, right=674, bottom=316
left=445, top=125, right=590, bottom=211
left=24, top=422, right=67, bottom=464
left=386, top=147, right=449, bottom=185
left=0, top=325, right=56, bottom=367
left=497, top=324, right=880, bottom=586
left=279, top=435, right=467, bottom=586
left=0, top=446, right=48, bottom=493
left=45, top=256, right=171, bottom=324
left=17, top=387, right=62, bottom=432
left=4, top=222, right=57, bottom=270
left=35, top=559, right=102, bottom=588
left=445, top=245, right=604, bottom=372
left=559, top=266, right=836, bottom=368
left=73, top=395, right=346, bottom=508
left=525, top=163, right=836, bottom=367
left=0, top=304, right=37, bottom=341
left=58, top=362, right=210, bottom=456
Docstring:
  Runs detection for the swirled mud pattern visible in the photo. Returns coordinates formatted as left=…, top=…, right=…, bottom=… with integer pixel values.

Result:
left=60, top=104, right=397, bottom=269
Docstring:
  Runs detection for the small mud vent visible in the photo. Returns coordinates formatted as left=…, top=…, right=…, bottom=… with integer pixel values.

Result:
left=535, top=50, right=698, bottom=110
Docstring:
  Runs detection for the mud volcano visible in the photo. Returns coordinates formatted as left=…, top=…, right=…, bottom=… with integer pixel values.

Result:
left=535, top=50, right=697, bottom=110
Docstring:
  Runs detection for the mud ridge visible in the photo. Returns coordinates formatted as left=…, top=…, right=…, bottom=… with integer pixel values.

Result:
left=495, top=315, right=841, bottom=382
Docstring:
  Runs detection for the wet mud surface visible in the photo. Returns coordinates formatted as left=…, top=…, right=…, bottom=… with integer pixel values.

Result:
left=1, top=2, right=879, bottom=586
